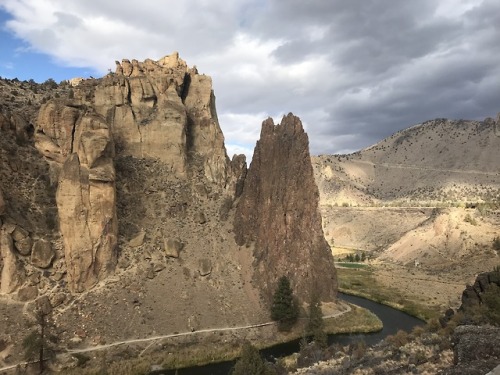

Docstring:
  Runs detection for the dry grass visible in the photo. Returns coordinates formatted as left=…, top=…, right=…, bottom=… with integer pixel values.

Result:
left=337, top=267, right=441, bottom=321
left=324, top=304, right=382, bottom=334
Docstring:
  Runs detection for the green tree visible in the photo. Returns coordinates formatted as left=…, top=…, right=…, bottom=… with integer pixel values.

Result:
left=42, top=78, right=58, bottom=90
left=270, top=276, right=299, bottom=331
left=231, top=342, right=275, bottom=375
left=306, top=292, right=327, bottom=348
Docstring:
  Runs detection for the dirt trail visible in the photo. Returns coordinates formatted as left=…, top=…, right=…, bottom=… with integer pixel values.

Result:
left=0, top=307, right=351, bottom=372
left=351, top=159, right=497, bottom=176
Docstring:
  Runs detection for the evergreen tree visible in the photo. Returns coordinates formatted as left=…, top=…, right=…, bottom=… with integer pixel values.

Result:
left=22, top=305, right=57, bottom=374
left=306, top=291, right=327, bottom=348
left=270, top=276, right=299, bottom=331
left=231, top=342, right=275, bottom=375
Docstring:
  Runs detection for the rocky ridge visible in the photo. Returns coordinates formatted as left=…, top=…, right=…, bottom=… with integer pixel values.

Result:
left=314, top=116, right=500, bottom=206
left=30, top=52, right=235, bottom=292
left=314, top=116, right=500, bottom=314
left=0, top=53, right=338, bottom=367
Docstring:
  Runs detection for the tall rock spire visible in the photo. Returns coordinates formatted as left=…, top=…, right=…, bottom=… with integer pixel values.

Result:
left=234, top=113, right=337, bottom=303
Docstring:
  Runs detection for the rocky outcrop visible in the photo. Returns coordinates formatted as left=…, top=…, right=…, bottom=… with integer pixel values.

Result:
left=31, top=52, right=234, bottom=292
left=0, top=189, right=5, bottom=216
left=93, top=52, right=229, bottom=185
left=445, top=325, right=500, bottom=375
left=36, top=103, right=118, bottom=292
left=0, top=230, right=24, bottom=294
left=234, top=113, right=337, bottom=303
left=459, top=270, right=500, bottom=312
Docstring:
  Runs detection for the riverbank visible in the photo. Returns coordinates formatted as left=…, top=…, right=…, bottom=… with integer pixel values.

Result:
left=50, top=300, right=381, bottom=374
left=337, top=264, right=456, bottom=321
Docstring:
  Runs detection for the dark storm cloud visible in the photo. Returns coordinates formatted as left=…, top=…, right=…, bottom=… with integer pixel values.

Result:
left=240, top=0, right=500, bottom=155
left=2, top=0, right=500, bottom=157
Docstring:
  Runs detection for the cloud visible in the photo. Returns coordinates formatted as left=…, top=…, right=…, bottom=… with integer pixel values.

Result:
left=1, top=0, right=499, bottom=157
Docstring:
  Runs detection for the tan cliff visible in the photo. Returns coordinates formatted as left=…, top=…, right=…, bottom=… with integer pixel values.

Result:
left=0, top=53, right=337, bottom=367
left=0, top=54, right=339, bottom=367
left=30, top=53, right=234, bottom=292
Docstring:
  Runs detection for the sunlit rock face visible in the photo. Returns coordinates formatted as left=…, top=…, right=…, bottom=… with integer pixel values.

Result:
left=33, top=52, right=233, bottom=292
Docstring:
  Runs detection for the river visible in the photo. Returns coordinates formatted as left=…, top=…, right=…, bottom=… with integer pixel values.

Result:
left=151, top=293, right=425, bottom=375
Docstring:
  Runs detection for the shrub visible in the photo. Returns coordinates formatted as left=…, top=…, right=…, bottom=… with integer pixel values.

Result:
left=306, top=292, right=327, bottom=348
left=386, top=330, right=409, bottom=348
left=231, top=342, right=276, bottom=375
left=297, top=340, right=324, bottom=368
left=482, top=283, right=500, bottom=325
left=464, top=213, right=477, bottom=225
left=493, top=236, right=500, bottom=252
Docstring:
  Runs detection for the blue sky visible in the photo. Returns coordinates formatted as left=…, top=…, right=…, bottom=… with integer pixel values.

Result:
left=0, top=9, right=97, bottom=83
left=1, top=0, right=499, bottom=158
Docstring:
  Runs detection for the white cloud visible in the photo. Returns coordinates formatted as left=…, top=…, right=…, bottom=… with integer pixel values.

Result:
left=1, top=0, right=499, bottom=157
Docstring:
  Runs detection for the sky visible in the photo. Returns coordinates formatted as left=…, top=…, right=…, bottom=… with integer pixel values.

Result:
left=1, top=0, right=499, bottom=159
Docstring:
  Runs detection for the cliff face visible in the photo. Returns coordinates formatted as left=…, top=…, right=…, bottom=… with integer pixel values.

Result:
left=0, top=57, right=342, bottom=366
left=234, top=114, right=337, bottom=303
left=93, top=52, right=229, bottom=184
left=0, top=52, right=236, bottom=294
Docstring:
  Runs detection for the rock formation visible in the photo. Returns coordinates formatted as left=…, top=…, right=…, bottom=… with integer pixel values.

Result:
left=458, top=270, right=500, bottom=313
left=234, top=113, right=337, bottom=303
left=446, top=325, right=500, bottom=375
left=0, top=230, right=24, bottom=294
left=92, top=52, right=229, bottom=185
left=0, top=189, right=5, bottom=216
left=31, top=52, right=236, bottom=292
left=36, top=102, right=118, bottom=292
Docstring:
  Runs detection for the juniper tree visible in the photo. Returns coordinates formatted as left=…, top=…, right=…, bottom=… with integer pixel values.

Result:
left=22, top=302, right=57, bottom=374
left=306, top=291, right=327, bottom=348
left=270, top=276, right=299, bottom=331
left=231, top=342, right=275, bottom=375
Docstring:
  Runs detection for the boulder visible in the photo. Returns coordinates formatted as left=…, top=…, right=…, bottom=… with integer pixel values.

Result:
left=49, top=293, right=66, bottom=308
left=14, top=236, right=32, bottom=256
left=11, top=226, right=29, bottom=242
left=129, top=231, right=146, bottom=247
left=164, top=238, right=183, bottom=258
left=17, top=286, right=38, bottom=301
left=0, top=231, right=24, bottom=294
left=31, top=239, right=55, bottom=268
left=198, top=258, right=212, bottom=276
left=194, top=211, right=207, bottom=224
left=10, top=226, right=32, bottom=255
left=447, top=325, right=500, bottom=375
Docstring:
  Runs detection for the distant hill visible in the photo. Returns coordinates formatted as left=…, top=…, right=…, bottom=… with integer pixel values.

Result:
left=313, top=116, right=500, bottom=206
left=313, top=116, right=500, bottom=313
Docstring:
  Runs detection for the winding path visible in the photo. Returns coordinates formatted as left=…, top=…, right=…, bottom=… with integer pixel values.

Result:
left=0, top=307, right=351, bottom=372
left=67, top=307, right=350, bottom=354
